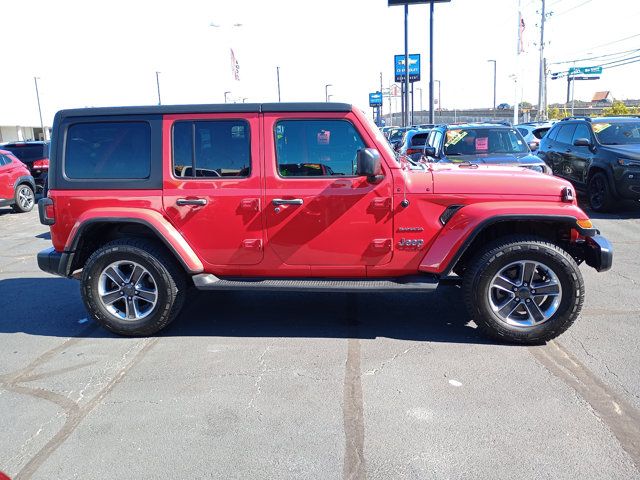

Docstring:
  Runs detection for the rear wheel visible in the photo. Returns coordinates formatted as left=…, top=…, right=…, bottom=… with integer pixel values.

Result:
left=81, top=238, right=186, bottom=336
left=12, top=184, right=35, bottom=213
left=463, top=235, right=584, bottom=344
left=587, top=172, right=615, bottom=212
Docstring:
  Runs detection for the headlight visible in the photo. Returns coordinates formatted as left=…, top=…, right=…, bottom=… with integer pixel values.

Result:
left=526, top=164, right=552, bottom=175
left=617, top=158, right=640, bottom=167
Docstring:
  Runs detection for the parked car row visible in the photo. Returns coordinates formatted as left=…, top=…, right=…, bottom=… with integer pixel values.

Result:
left=382, top=115, right=640, bottom=212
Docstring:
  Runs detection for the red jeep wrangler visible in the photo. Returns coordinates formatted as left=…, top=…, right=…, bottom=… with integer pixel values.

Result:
left=37, top=103, right=612, bottom=344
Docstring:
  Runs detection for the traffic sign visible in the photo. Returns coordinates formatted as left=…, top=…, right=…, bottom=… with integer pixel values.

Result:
left=394, top=54, right=421, bottom=83
left=369, top=92, right=383, bottom=107
left=569, top=66, right=602, bottom=76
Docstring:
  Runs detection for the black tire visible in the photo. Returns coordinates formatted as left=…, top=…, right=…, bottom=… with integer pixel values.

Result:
left=81, top=238, right=187, bottom=336
left=587, top=172, right=615, bottom=212
left=463, top=235, right=584, bottom=344
left=12, top=183, right=35, bottom=213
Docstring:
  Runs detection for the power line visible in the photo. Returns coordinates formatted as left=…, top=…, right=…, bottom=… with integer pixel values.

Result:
left=601, top=58, right=640, bottom=71
left=586, top=33, right=640, bottom=51
left=553, top=0, right=592, bottom=16
left=551, top=48, right=640, bottom=65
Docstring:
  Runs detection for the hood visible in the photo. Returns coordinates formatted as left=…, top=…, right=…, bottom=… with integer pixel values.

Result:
left=446, top=153, right=542, bottom=165
left=429, top=163, right=572, bottom=196
left=601, top=144, right=640, bottom=160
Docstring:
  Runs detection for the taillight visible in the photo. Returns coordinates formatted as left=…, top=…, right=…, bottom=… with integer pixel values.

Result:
left=406, top=148, right=421, bottom=155
left=38, top=197, right=55, bottom=225
left=32, top=159, right=49, bottom=170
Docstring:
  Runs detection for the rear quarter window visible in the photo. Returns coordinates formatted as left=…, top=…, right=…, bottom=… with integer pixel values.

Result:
left=533, top=128, right=550, bottom=139
left=64, top=122, right=151, bottom=179
left=410, top=133, right=430, bottom=146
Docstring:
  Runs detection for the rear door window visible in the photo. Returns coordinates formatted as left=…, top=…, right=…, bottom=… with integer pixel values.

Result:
left=555, top=125, right=577, bottom=145
left=65, top=122, right=151, bottom=179
left=172, top=120, right=251, bottom=178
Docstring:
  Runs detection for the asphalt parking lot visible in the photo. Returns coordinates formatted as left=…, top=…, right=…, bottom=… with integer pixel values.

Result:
left=1, top=203, right=639, bottom=480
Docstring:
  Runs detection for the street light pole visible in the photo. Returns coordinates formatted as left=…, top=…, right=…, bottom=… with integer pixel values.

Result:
left=277, top=66, right=281, bottom=102
left=404, top=4, right=410, bottom=127
left=417, top=87, right=423, bottom=112
left=325, top=84, right=332, bottom=102
left=488, top=60, right=497, bottom=116
left=33, top=77, right=44, bottom=140
left=155, top=71, right=162, bottom=105
left=428, top=0, right=435, bottom=124
left=224, top=91, right=231, bottom=103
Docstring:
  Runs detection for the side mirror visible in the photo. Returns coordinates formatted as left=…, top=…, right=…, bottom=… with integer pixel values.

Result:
left=573, top=138, right=592, bottom=147
left=528, top=142, right=539, bottom=151
left=423, top=146, right=437, bottom=158
left=356, top=148, right=384, bottom=183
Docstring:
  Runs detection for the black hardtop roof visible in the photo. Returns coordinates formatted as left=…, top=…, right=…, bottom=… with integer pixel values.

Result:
left=55, top=102, right=353, bottom=120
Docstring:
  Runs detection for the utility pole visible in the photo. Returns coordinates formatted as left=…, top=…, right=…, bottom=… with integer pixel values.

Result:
left=428, top=0, right=435, bottom=124
left=33, top=77, right=44, bottom=141
left=277, top=66, right=281, bottom=102
left=404, top=4, right=410, bottom=127
left=224, top=91, right=231, bottom=103
left=380, top=71, right=384, bottom=120
left=155, top=71, right=162, bottom=105
left=536, top=0, right=547, bottom=120
left=417, top=87, right=423, bottom=112
left=488, top=60, right=497, bottom=116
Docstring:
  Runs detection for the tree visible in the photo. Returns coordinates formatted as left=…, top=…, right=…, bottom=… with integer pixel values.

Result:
left=601, top=100, right=629, bottom=116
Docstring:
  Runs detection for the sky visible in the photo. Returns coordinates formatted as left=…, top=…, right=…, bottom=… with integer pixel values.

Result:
left=2, top=0, right=640, bottom=126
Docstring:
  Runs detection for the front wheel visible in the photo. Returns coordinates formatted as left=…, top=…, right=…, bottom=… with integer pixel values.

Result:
left=81, top=238, right=186, bottom=336
left=463, top=236, right=584, bottom=344
left=588, top=172, right=615, bottom=212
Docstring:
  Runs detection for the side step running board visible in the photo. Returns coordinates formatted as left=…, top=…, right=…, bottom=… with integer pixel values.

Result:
left=192, top=274, right=439, bottom=293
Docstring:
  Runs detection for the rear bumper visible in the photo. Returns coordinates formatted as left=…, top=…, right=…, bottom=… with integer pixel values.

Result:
left=37, top=247, right=72, bottom=277
left=582, top=234, right=613, bottom=272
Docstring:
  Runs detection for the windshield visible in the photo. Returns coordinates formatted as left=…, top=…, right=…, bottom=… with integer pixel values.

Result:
left=593, top=121, right=640, bottom=145
left=444, top=128, right=528, bottom=155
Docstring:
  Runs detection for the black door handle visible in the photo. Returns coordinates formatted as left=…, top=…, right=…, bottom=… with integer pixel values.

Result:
left=176, top=198, right=207, bottom=206
left=272, top=198, right=303, bottom=206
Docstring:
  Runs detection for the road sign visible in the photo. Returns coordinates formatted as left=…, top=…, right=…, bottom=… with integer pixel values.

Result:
left=369, top=92, right=383, bottom=107
left=388, top=0, right=451, bottom=5
left=569, top=66, right=602, bottom=76
left=394, top=54, right=421, bottom=82
left=572, top=76, right=600, bottom=81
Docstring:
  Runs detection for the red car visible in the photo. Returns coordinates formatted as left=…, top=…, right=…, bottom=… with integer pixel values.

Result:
left=0, top=149, right=36, bottom=213
left=37, top=103, right=612, bottom=343
left=0, top=141, right=49, bottom=194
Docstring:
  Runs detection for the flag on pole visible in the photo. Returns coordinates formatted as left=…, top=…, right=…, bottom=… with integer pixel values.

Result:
left=230, top=48, right=240, bottom=81
left=518, top=13, right=526, bottom=54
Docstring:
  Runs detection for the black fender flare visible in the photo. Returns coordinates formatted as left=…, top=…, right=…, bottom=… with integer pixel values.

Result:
left=13, top=175, right=36, bottom=197
left=440, top=214, right=598, bottom=276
